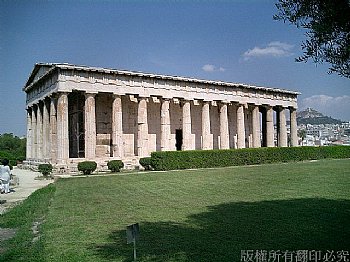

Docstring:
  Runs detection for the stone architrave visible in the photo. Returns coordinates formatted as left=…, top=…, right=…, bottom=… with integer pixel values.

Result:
left=137, top=97, right=149, bottom=157
left=236, top=104, right=246, bottom=149
left=85, top=93, right=97, bottom=159
left=56, top=92, right=69, bottom=164
left=112, top=94, right=123, bottom=158
left=161, top=99, right=171, bottom=151
left=278, top=107, right=288, bottom=147
left=219, top=102, right=229, bottom=149
left=252, top=105, right=261, bottom=148
left=36, top=102, right=43, bottom=160
left=266, top=106, right=274, bottom=147
left=49, top=96, right=57, bottom=164
left=182, top=100, right=192, bottom=150
left=290, top=107, right=298, bottom=146
left=202, top=101, right=212, bottom=150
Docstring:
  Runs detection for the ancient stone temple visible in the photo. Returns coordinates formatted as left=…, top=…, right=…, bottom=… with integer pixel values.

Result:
left=23, top=63, right=299, bottom=169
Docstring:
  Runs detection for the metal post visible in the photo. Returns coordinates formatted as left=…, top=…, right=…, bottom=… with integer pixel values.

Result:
left=133, top=239, right=137, bottom=261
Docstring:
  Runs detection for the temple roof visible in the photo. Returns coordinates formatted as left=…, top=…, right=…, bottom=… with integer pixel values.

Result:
left=24, top=62, right=300, bottom=95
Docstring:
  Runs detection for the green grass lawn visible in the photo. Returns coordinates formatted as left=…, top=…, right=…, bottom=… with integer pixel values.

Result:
left=1, top=159, right=350, bottom=261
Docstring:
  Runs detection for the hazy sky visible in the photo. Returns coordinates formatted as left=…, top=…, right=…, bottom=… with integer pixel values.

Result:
left=1, top=0, right=349, bottom=136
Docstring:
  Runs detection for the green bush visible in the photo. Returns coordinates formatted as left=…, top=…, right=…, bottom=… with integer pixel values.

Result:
left=139, top=157, right=153, bottom=170
left=38, top=163, right=53, bottom=177
left=150, top=146, right=350, bottom=171
left=77, top=161, right=97, bottom=175
left=107, top=160, right=124, bottom=172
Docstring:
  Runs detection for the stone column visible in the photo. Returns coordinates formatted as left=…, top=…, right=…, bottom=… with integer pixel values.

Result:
left=42, top=100, right=50, bottom=161
left=252, top=105, right=261, bottom=148
left=266, top=106, right=274, bottom=147
left=137, top=97, right=149, bottom=157
left=245, top=106, right=253, bottom=148
left=56, top=92, right=69, bottom=165
left=202, top=101, right=211, bottom=150
left=85, top=93, right=96, bottom=159
left=278, top=107, right=288, bottom=147
left=236, top=104, right=246, bottom=149
left=182, top=100, right=192, bottom=150
left=36, top=102, right=43, bottom=160
left=31, top=105, right=37, bottom=159
left=161, top=99, right=171, bottom=151
left=219, top=102, right=229, bottom=149
left=112, top=94, right=123, bottom=158
left=50, top=96, right=57, bottom=164
left=26, top=108, right=32, bottom=160
left=290, top=107, right=298, bottom=146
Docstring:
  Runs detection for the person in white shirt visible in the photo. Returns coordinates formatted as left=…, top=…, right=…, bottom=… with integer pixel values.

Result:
left=0, top=159, right=12, bottom=194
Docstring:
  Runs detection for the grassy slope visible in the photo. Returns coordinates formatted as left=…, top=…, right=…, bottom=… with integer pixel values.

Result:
left=1, top=159, right=350, bottom=261
left=0, top=184, right=56, bottom=261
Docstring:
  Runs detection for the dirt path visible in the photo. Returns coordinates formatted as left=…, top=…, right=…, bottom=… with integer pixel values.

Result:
left=0, top=167, right=53, bottom=215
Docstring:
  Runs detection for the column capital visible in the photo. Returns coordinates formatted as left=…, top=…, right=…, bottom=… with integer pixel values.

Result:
left=57, top=91, right=69, bottom=96
left=137, top=97, right=149, bottom=104
left=85, top=92, right=97, bottom=98
left=112, top=93, right=121, bottom=99
left=262, top=104, right=272, bottom=109
left=276, top=105, right=287, bottom=110
left=161, top=97, right=171, bottom=102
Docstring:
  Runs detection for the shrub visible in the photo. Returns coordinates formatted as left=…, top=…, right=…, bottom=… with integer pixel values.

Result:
left=77, top=161, right=97, bottom=175
left=38, top=163, right=53, bottom=177
left=139, top=157, right=153, bottom=170
left=150, top=146, right=350, bottom=171
left=107, top=160, right=124, bottom=172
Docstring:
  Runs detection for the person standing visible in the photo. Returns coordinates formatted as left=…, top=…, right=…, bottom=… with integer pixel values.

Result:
left=0, top=159, right=12, bottom=194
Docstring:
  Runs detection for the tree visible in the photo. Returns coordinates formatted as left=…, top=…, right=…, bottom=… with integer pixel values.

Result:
left=298, top=129, right=307, bottom=144
left=0, top=133, right=26, bottom=163
left=274, top=0, right=350, bottom=78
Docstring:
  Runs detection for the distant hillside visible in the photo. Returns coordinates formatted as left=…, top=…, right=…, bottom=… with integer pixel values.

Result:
left=297, top=108, right=343, bottom=125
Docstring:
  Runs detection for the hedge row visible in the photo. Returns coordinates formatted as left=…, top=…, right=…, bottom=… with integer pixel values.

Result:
left=150, top=146, right=350, bottom=171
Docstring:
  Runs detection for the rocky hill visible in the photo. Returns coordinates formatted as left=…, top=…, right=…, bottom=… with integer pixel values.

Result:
left=297, top=108, right=343, bottom=125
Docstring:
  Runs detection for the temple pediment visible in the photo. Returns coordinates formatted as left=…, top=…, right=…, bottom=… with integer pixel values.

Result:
left=24, top=63, right=56, bottom=90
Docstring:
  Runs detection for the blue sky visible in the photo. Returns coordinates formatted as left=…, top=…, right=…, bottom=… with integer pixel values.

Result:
left=1, top=0, right=349, bottom=136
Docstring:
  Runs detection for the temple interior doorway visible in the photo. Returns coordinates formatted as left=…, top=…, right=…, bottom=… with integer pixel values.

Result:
left=175, top=129, right=183, bottom=151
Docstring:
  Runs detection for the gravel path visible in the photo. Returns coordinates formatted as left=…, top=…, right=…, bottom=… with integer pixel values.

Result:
left=0, top=167, right=53, bottom=215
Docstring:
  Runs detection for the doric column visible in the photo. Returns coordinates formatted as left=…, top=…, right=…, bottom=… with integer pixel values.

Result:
left=85, top=93, right=96, bottom=159
left=161, top=98, right=171, bottom=151
left=236, top=104, right=246, bottom=149
left=266, top=106, right=274, bottom=147
left=42, top=100, right=50, bottom=161
left=219, top=102, right=229, bottom=149
left=26, top=108, right=32, bottom=160
left=112, top=94, right=123, bottom=158
left=57, top=92, right=69, bottom=164
left=245, top=106, right=253, bottom=148
left=50, top=96, right=57, bottom=164
left=31, top=105, right=37, bottom=159
left=36, top=102, right=43, bottom=160
left=137, top=97, right=149, bottom=157
left=252, top=105, right=261, bottom=148
left=290, top=107, right=298, bottom=146
left=202, top=101, right=211, bottom=150
left=182, top=100, right=192, bottom=150
left=278, top=107, right=288, bottom=147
